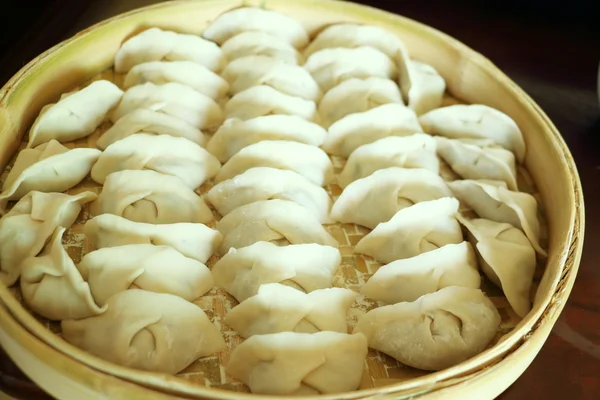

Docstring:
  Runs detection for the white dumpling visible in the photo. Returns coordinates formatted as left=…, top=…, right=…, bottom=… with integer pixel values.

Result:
left=331, top=167, right=453, bottom=229
left=90, top=170, right=214, bottom=224
left=397, top=60, right=446, bottom=116
left=355, top=197, right=463, bottom=264
left=84, top=214, right=222, bottom=264
left=216, top=200, right=338, bottom=255
left=448, top=179, right=545, bottom=256
left=221, top=31, right=302, bottom=64
left=304, top=47, right=398, bottom=92
left=318, top=77, right=403, bottom=128
left=124, top=61, right=229, bottom=100
left=206, top=115, right=326, bottom=163
left=91, top=134, right=221, bottom=188
left=212, top=241, right=341, bottom=302
left=20, top=227, right=104, bottom=320
left=27, top=80, right=122, bottom=148
left=353, top=286, right=501, bottom=371
left=95, top=108, right=205, bottom=150
left=222, top=55, right=322, bottom=101
left=226, top=283, right=356, bottom=337
left=458, top=215, right=536, bottom=318
left=0, top=140, right=100, bottom=212
left=322, top=103, right=422, bottom=157
left=362, top=242, right=481, bottom=304
left=419, top=104, right=526, bottom=162
left=215, top=140, right=333, bottom=186
left=203, top=7, right=309, bottom=48
left=338, top=134, right=439, bottom=188
left=224, top=85, right=318, bottom=122
left=114, top=27, right=226, bottom=73
left=110, top=82, right=223, bottom=130
left=62, top=289, right=225, bottom=374
left=227, top=331, right=367, bottom=395
left=207, top=167, right=332, bottom=223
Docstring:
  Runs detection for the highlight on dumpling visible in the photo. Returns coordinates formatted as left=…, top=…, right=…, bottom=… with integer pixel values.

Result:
left=398, top=60, right=446, bottom=116
left=221, top=31, right=303, bottom=65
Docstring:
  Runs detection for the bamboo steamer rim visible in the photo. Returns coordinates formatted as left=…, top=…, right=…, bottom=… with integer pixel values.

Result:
left=0, top=0, right=585, bottom=399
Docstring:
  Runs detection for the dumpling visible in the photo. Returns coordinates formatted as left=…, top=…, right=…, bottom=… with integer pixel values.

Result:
left=458, top=215, right=536, bottom=318
left=221, top=31, right=302, bottom=64
left=84, top=214, right=221, bottom=264
left=216, top=200, right=338, bottom=255
left=215, top=140, right=333, bottom=186
left=114, top=27, right=226, bottom=73
left=27, top=80, right=123, bottom=148
left=338, top=134, right=439, bottom=188
left=226, top=283, right=356, bottom=337
left=20, top=227, right=104, bottom=320
left=222, top=55, right=322, bottom=101
left=90, top=170, right=214, bottom=224
left=224, top=85, right=318, bottom=122
left=77, top=244, right=213, bottom=306
left=397, top=60, right=446, bottom=116
left=436, top=137, right=518, bottom=191
left=212, top=241, right=340, bottom=302
left=62, top=289, right=226, bottom=374
left=322, top=103, right=422, bottom=157
left=0, top=191, right=96, bottom=285
left=448, top=179, right=545, bottom=256
left=331, top=167, right=453, bottom=229
left=353, top=286, right=501, bottom=371
left=361, top=242, right=481, bottom=304
left=355, top=197, right=463, bottom=263
left=124, top=61, right=229, bottom=100
left=227, top=331, right=367, bottom=395
left=206, top=115, right=326, bottom=163
left=109, top=82, right=223, bottom=130
left=96, top=108, right=205, bottom=150
left=419, top=104, right=526, bottom=162
left=202, top=7, right=309, bottom=48
left=0, top=140, right=100, bottom=211
left=318, top=77, right=403, bottom=128
left=90, top=134, right=221, bottom=188
left=207, top=167, right=332, bottom=223
left=304, top=47, right=398, bottom=92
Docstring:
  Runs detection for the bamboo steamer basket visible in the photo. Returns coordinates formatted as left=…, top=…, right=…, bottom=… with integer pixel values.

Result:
left=0, top=0, right=584, bottom=399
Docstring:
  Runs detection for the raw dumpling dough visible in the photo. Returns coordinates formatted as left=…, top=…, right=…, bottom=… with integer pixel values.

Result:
left=227, top=331, right=367, bottom=395
left=221, top=31, right=303, bottom=65
left=216, top=199, right=338, bottom=255
left=90, top=170, right=214, bottom=224
left=397, top=60, right=446, bottom=116
left=361, top=242, right=481, bottom=304
left=458, top=215, right=536, bottom=318
left=20, top=227, right=104, bottom=320
left=353, top=286, right=501, bottom=371
left=203, top=7, right=309, bottom=48
left=226, top=283, right=356, bottom=337
left=91, top=134, right=221, bottom=188
left=0, top=140, right=100, bottom=212
left=338, top=134, right=439, bottom=188
left=331, top=167, right=453, bottom=229
left=206, top=115, right=326, bottom=163
left=322, top=103, right=422, bottom=157
left=110, top=82, right=223, bottom=130
left=222, top=55, right=322, bottom=101
left=27, top=80, right=123, bottom=148
left=215, top=140, right=333, bottom=186
left=207, top=167, right=332, bottom=223
left=355, top=197, right=463, bottom=264
left=84, top=213, right=221, bottom=264
left=62, top=289, right=226, bottom=374
left=212, top=241, right=341, bottom=302
left=124, top=61, right=229, bottom=100
left=419, top=104, right=526, bottom=162
left=96, top=108, right=205, bottom=150
left=114, top=27, right=226, bottom=73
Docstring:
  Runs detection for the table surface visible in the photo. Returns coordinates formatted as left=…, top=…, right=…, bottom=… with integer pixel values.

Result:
left=0, top=1, right=599, bottom=399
